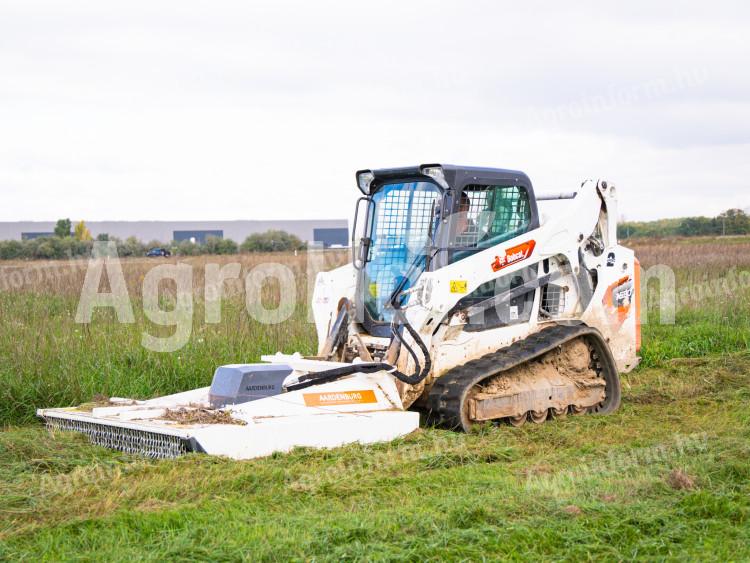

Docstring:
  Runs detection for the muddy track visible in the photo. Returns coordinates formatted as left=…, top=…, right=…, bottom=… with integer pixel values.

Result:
left=425, top=323, right=621, bottom=431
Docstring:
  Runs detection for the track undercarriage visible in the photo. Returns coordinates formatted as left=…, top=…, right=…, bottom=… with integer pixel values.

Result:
left=425, top=324, right=621, bottom=431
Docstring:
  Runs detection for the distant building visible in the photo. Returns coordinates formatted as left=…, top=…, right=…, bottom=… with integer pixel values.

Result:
left=21, top=232, right=56, bottom=240
left=312, top=228, right=349, bottom=247
left=173, top=230, right=224, bottom=245
left=1, top=220, right=348, bottom=248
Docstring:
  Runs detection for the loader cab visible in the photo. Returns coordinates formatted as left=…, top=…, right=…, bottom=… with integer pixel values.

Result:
left=353, top=164, right=540, bottom=337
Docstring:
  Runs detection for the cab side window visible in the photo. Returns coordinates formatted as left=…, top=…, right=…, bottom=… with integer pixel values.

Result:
left=450, top=184, right=531, bottom=262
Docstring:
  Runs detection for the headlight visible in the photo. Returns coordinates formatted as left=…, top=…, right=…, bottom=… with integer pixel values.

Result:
left=420, top=164, right=449, bottom=189
left=356, top=170, right=375, bottom=195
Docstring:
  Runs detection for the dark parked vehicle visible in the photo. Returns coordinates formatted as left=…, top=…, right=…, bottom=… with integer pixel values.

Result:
left=146, top=247, right=171, bottom=257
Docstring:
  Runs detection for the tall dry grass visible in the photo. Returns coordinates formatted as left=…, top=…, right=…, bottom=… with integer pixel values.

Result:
left=0, top=251, right=347, bottom=425
left=628, top=237, right=750, bottom=270
left=0, top=251, right=348, bottom=300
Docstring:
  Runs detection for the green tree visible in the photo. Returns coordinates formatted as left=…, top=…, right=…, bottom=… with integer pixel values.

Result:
left=240, top=230, right=306, bottom=252
left=34, top=240, right=57, bottom=259
left=0, top=240, right=23, bottom=260
left=205, top=236, right=238, bottom=255
left=54, top=219, right=72, bottom=238
left=117, top=236, right=146, bottom=257
left=176, top=239, right=201, bottom=256
left=677, top=216, right=717, bottom=237
left=716, top=209, right=750, bottom=236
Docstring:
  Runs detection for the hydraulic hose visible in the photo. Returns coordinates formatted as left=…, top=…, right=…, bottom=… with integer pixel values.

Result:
left=285, top=311, right=432, bottom=391
left=287, top=251, right=434, bottom=392
left=388, top=309, right=432, bottom=385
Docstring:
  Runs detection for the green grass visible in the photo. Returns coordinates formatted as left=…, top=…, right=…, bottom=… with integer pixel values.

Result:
left=1, top=354, right=749, bottom=560
left=641, top=309, right=750, bottom=367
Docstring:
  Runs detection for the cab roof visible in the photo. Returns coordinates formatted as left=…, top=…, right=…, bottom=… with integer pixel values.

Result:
left=362, top=164, right=533, bottom=195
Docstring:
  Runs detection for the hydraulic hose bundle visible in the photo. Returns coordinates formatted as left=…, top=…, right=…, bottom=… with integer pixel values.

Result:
left=285, top=301, right=431, bottom=392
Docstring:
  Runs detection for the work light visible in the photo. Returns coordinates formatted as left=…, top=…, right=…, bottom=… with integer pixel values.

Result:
left=420, top=165, right=449, bottom=189
left=356, top=170, right=375, bottom=195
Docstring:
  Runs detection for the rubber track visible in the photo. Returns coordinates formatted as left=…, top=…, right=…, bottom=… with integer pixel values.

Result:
left=425, top=323, right=621, bottom=431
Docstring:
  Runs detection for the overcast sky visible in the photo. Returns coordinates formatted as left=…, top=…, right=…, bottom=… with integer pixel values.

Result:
left=1, top=0, right=748, bottom=222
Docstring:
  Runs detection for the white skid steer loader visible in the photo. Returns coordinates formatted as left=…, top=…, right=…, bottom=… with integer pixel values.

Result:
left=39, top=164, right=641, bottom=460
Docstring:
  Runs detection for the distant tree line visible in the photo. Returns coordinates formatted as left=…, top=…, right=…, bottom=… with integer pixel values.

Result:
left=619, top=208, right=750, bottom=239
left=0, top=219, right=307, bottom=260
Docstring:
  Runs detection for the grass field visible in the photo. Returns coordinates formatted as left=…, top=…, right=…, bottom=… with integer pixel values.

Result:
left=1, top=239, right=749, bottom=560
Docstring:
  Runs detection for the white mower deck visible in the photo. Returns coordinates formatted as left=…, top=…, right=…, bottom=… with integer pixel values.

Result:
left=38, top=367, right=419, bottom=460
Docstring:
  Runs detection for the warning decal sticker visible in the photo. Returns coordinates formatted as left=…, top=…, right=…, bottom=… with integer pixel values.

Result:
left=450, top=280, right=468, bottom=293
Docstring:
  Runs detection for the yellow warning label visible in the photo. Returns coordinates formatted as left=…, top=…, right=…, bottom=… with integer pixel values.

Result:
left=369, top=283, right=378, bottom=297
left=303, top=390, right=378, bottom=407
left=450, top=280, right=468, bottom=293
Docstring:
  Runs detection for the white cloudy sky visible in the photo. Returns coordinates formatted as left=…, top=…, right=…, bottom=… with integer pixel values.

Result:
left=1, top=0, right=748, bottom=222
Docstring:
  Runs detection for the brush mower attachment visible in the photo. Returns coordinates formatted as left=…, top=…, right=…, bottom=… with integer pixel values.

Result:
left=39, top=164, right=638, bottom=459
left=37, top=358, right=419, bottom=460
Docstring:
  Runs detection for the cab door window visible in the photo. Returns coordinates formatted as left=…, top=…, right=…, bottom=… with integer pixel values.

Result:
left=449, top=184, right=532, bottom=263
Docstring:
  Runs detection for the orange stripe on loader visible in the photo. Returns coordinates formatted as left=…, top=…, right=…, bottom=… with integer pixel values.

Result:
left=634, top=258, right=642, bottom=352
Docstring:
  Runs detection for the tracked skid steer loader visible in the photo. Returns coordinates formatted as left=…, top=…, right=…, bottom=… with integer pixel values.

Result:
left=39, top=165, right=640, bottom=459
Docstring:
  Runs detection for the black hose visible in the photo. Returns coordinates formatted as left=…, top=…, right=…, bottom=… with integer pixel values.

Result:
left=285, top=362, right=397, bottom=391
left=391, top=324, right=420, bottom=375
left=389, top=309, right=432, bottom=385
left=288, top=253, right=434, bottom=392
left=286, top=312, right=432, bottom=392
